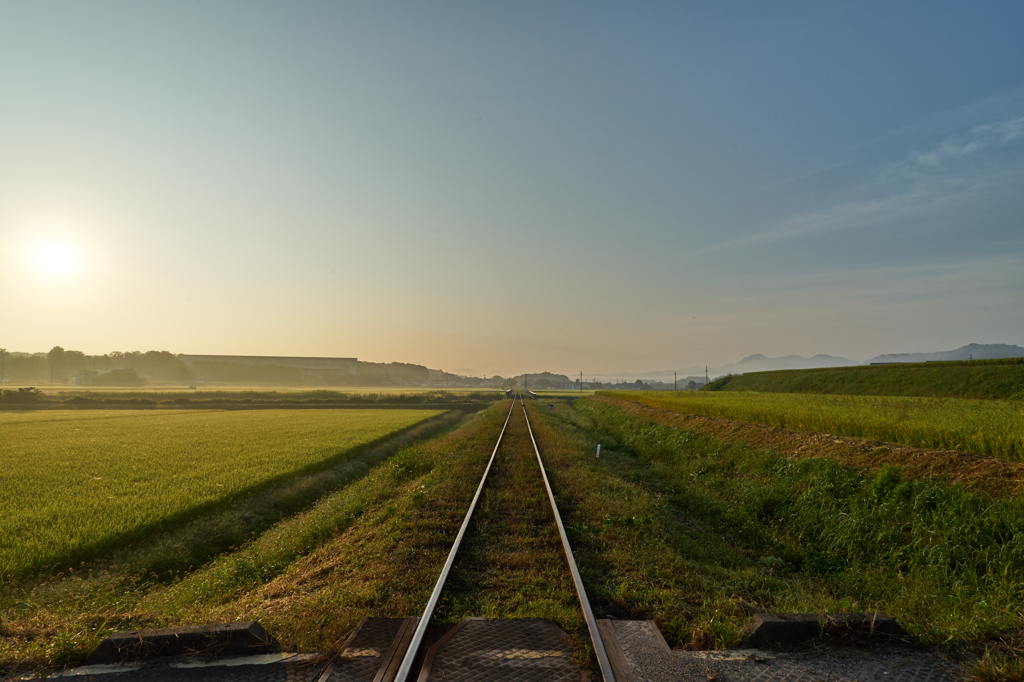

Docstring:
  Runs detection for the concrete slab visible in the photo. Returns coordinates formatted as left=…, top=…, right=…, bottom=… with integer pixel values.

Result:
left=87, top=622, right=279, bottom=664
left=416, top=617, right=586, bottom=681
left=46, top=618, right=419, bottom=682
left=601, top=619, right=960, bottom=682
left=37, top=653, right=324, bottom=681
left=738, top=613, right=909, bottom=649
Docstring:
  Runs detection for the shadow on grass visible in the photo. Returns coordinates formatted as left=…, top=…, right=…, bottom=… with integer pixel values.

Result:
left=22, top=410, right=469, bottom=582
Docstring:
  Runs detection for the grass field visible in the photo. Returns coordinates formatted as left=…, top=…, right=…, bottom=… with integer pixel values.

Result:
left=4, top=385, right=495, bottom=393
left=0, top=404, right=498, bottom=671
left=0, top=387, right=499, bottom=406
left=1, top=398, right=1019, bottom=678
left=86, top=386, right=493, bottom=394
left=0, top=408, right=442, bottom=576
left=704, top=357, right=1024, bottom=400
left=539, top=397, right=1024, bottom=670
left=603, top=390, right=1024, bottom=461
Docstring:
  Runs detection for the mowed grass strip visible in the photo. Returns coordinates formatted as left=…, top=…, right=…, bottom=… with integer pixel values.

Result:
left=606, top=390, right=1024, bottom=461
left=0, top=409, right=441, bottom=576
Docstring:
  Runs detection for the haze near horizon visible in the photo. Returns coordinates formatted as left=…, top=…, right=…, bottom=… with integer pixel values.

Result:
left=2, top=2, right=1022, bottom=378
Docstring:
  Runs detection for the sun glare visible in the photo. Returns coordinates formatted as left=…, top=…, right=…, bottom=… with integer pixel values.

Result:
left=33, top=242, right=77, bottom=276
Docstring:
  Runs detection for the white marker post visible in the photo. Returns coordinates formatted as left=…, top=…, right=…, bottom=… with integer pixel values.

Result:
left=596, top=444, right=601, bottom=458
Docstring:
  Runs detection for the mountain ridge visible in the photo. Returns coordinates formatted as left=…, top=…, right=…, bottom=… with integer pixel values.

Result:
left=867, top=343, right=1024, bottom=364
left=630, top=343, right=1024, bottom=381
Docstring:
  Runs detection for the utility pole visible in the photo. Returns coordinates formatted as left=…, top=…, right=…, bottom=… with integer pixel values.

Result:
left=580, top=371, right=583, bottom=393
left=705, top=365, right=708, bottom=386
left=0, top=348, right=6, bottom=383
left=674, top=371, right=677, bottom=391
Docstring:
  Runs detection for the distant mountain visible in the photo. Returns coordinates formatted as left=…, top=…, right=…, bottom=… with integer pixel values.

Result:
left=626, top=343, right=1024, bottom=383
left=867, top=343, right=1024, bottom=364
left=738, top=353, right=856, bottom=369
left=716, top=353, right=859, bottom=374
left=629, top=354, right=857, bottom=381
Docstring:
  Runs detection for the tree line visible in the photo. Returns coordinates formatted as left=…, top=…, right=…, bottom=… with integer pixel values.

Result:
left=0, top=347, right=468, bottom=387
left=0, top=347, right=188, bottom=384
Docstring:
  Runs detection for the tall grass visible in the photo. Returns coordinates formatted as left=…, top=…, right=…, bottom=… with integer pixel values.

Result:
left=0, top=408, right=441, bottom=576
left=605, top=390, right=1024, bottom=461
left=552, top=398, right=1024, bottom=653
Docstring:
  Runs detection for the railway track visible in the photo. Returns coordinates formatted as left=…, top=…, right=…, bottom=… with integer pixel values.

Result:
left=394, top=394, right=615, bottom=681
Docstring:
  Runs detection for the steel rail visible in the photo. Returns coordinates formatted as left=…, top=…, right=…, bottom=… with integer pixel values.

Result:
left=394, top=398, right=517, bottom=681
left=521, top=399, right=616, bottom=682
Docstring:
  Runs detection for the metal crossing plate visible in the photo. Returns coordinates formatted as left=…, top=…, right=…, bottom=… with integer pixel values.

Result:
left=416, top=618, right=586, bottom=681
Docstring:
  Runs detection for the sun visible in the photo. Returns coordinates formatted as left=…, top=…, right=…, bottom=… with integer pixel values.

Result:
left=34, top=242, right=77, bottom=276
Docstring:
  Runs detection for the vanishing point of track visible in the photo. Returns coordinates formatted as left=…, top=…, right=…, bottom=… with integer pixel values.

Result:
left=394, top=395, right=615, bottom=681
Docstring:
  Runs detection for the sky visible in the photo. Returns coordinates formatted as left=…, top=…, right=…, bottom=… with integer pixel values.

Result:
left=2, top=1, right=1023, bottom=378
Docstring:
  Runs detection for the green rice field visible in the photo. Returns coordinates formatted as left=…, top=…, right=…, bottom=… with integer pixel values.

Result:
left=604, top=390, right=1024, bottom=461
left=0, top=408, right=441, bottom=576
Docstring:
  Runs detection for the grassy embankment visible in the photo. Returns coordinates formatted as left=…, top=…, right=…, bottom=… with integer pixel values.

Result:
left=602, top=390, right=1024, bottom=462
left=0, top=409, right=442, bottom=577
left=533, top=397, right=1024, bottom=676
left=704, top=357, right=1024, bottom=400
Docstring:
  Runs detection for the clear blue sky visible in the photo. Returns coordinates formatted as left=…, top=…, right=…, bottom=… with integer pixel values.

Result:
left=2, top=1, right=1022, bottom=377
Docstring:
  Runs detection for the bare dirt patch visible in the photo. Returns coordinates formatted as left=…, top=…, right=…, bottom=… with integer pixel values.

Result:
left=595, top=395, right=1024, bottom=499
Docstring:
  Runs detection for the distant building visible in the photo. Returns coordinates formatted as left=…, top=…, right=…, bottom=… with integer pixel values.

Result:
left=74, top=369, right=99, bottom=385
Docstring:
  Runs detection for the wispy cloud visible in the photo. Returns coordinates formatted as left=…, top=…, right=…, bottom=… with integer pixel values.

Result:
left=914, top=115, right=1024, bottom=165
left=971, top=116, right=1024, bottom=143
left=702, top=111, right=1024, bottom=253
left=703, top=184, right=956, bottom=252
left=743, top=252, right=1024, bottom=304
